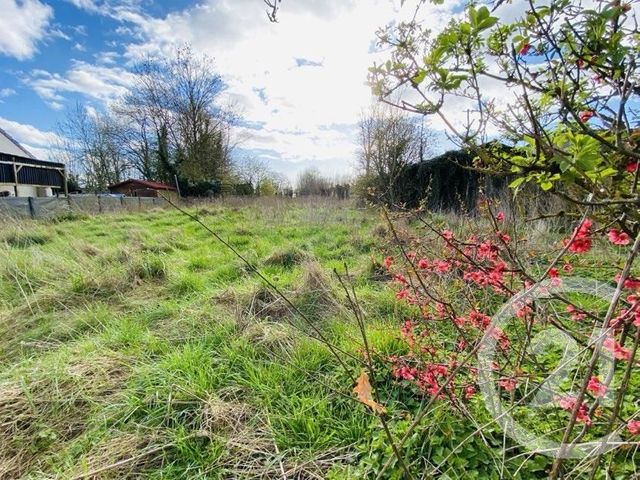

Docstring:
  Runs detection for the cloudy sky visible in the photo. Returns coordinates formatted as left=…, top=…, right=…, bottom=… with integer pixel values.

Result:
left=0, top=0, right=459, bottom=179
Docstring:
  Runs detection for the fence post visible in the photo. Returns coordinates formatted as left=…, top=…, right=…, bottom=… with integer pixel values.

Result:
left=138, top=196, right=142, bottom=211
left=97, top=195, right=102, bottom=214
left=27, top=197, right=35, bottom=219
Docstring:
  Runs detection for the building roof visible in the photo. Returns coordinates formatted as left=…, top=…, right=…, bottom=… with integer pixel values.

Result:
left=0, top=127, right=36, bottom=159
left=108, top=179, right=177, bottom=191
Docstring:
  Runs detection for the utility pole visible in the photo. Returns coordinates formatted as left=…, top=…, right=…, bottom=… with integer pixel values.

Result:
left=174, top=174, right=182, bottom=198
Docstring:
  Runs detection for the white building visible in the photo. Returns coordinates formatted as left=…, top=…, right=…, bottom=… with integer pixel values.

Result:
left=0, top=127, right=66, bottom=197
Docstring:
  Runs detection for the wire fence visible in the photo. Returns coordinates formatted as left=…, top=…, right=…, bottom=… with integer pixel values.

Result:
left=0, top=195, right=168, bottom=219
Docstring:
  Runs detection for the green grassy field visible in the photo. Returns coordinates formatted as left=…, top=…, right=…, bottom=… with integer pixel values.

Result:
left=1, top=198, right=638, bottom=479
left=0, top=198, right=408, bottom=479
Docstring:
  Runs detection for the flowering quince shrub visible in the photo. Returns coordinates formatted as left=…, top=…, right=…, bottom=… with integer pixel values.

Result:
left=364, top=206, right=640, bottom=478
left=323, top=0, right=640, bottom=476
left=352, top=0, right=640, bottom=477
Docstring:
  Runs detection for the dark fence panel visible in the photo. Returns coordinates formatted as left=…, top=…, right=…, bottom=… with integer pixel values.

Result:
left=0, top=196, right=168, bottom=219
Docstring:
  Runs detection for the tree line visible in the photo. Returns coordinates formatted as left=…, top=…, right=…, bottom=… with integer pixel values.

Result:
left=58, top=47, right=240, bottom=195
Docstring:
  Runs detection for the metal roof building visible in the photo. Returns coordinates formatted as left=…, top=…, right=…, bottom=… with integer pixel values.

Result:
left=0, top=127, right=67, bottom=197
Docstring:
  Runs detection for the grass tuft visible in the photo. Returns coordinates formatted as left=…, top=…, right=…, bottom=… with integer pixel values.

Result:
left=264, top=247, right=309, bottom=268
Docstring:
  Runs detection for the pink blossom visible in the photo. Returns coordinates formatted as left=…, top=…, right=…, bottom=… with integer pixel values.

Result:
left=555, top=396, right=592, bottom=426
left=603, top=337, right=632, bottom=361
left=608, top=229, right=631, bottom=246
left=587, top=376, right=608, bottom=398
left=435, top=260, right=451, bottom=274
left=498, top=377, right=517, bottom=392
left=628, top=420, right=640, bottom=435
left=564, top=219, right=593, bottom=254
left=417, top=258, right=429, bottom=269
left=579, top=110, right=594, bottom=122
left=464, top=385, right=476, bottom=399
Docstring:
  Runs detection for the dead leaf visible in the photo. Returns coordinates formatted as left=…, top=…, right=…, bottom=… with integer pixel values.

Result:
left=353, top=370, right=386, bottom=414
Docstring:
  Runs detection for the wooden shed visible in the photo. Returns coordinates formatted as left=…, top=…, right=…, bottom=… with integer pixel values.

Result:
left=108, top=179, right=178, bottom=199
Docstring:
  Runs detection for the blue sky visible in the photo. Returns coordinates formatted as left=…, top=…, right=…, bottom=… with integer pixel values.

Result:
left=0, top=0, right=460, bottom=179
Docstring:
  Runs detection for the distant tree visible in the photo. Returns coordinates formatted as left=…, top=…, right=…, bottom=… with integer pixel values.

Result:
left=356, top=104, right=437, bottom=203
left=111, top=101, right=158, bottom=181
left=125, top=45, right=237, bottom=189
left=233, top=156, right=272, bottom=192
left=257, top=177, right=278, bottom=196
left=297, top=168, right=331, bottom=196
left=57, top=104, right=128, bottom=192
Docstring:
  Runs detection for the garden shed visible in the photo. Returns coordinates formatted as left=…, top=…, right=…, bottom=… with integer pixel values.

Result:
left=108, top=179, right=178, bottom=199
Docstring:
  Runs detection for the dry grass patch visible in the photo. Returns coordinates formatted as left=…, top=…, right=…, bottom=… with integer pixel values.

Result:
left=0, top=352, right=131, bottom=478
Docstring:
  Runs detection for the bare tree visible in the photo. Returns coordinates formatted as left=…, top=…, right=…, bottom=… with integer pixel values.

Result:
left=233, top=156, right=272, bottom=190
left=126, top=45, right=237, bottom=186
left=297, top=168, right=331, bottom=196
left=57, top=104, right=129, bottom=192
left=264, top=0, right=281, bottom=22
left=357, top=104, right=436, bottom=203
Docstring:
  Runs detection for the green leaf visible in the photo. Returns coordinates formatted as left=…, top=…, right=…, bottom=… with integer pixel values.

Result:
left=412, top=70, right=427, bottom=85
left=509, top=177, right=526, bottom=189
left=540, top=180, right=553, bottom=191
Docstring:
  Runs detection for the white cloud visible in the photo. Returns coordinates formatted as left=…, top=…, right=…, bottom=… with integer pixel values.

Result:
left=0, top=88, right=16, bottom=98
left=113, top=0, right=441, bottom=173
left=0, top=116, right=62, bottom=160
left=28, top=60, right=137, bottom=108
left=23, top=0, right=461, bottom=173
left=0, top=0, right=53, bottom=60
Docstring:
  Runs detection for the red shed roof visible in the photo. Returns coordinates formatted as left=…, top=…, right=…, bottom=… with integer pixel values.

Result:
left=108, top=179, right=177, bottom=191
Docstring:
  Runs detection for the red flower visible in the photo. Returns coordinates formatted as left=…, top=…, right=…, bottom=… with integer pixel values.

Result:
left=396, top=289, right=410, bottom=300
left=549, top=268, right=559, bottom=278
left=519, top=43, right=531, bottom=55
left=603, top=337, right=632, bottom=361
left=394, top=365, right=418, bottom=381
left=579, top=110, right=594, bottom=122
left=383, top=256, right=393, bottom=269
left=406, top=251, right=417, bottom=260
left=393, top=273, right=408, bottom=285
left=417, top=258, right=429, bottom=269
left=608, top=229, right=631, bottom=246
left=497, top=231, right=511, bottom=243
left=615, top=273, right=640, bottom=290
left=556, top=396, right=592, bottom=426
left=498, top=377, right=517, bottom=392
left=435, top=260, right=451, bottom=274
left=587, top=376, right=608, bottom=398
left=628, top=420, right=640, bottom=435
left=464, top=385, right=476, bottom=399
left=442, top=230, right=454, bottom=242
left=495, top=211, right=505, bottom=222
left=565, top=218, right=593, bottom=253
left=626, top=161, right=639, bottom=173
left=563, top=262, right=573, bottom=273
left=576, top=58, right=585, bottom=68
